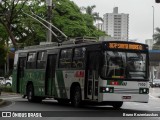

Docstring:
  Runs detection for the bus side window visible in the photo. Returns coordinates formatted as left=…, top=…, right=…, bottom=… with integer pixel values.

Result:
left=72, top=47, right=85, bottom=68
left=37, top=51, right=47, bottom=69
left=59, top=49, right=72, bottom=68
left=88, top=52, right=101, bottom=79
left=26, top=52, right=36, bottom=69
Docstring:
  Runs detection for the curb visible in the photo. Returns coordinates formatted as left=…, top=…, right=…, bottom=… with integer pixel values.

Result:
left=1, top=92, right=18, bottom=96
left=0, top=99, right=5, bottom=106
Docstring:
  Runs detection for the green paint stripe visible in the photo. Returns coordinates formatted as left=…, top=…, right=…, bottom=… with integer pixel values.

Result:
left=52, top=78, right=58, bottom=97
left=12, top=70, right=17, bottom=93
left=56, top=70, right=67, bottom=99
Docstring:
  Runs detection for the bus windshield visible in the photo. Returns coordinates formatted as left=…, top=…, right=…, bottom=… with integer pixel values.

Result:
left=101, top=51, right=147, bottom=80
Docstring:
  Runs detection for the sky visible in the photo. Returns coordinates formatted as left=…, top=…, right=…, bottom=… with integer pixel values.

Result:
left=71, top=0, right=160, bottom=43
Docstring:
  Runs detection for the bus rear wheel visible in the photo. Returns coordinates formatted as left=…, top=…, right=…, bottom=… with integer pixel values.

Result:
left=71, top=86, right=82, bottom=107
left=112, top=102, right=123, bottom=109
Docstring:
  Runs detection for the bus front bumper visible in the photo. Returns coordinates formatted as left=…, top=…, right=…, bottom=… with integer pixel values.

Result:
left=99, top=93, right=149, bottom=103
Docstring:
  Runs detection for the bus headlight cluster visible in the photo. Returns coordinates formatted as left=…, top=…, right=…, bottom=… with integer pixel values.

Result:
left=139, top=88, right=149, bottom=94
left=100, top=87, right=114, bottom=93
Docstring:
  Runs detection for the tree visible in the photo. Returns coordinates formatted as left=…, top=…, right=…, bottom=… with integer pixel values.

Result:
left=0, top=24, right=8, bottom=66
left=153, top=27, right=160, bottom=50
left=15, top=0, right=47, bottom=46
left=0, top=0, right=105, bottom=47
left=0, top=43, right=7, bottom=67
left=81, top=5, right=103, bottom=22
left=0, top=0, right=47, bottom=47
left=53, top=0, right=105, bottom=38
left=0, top=0, right=28, bottom=48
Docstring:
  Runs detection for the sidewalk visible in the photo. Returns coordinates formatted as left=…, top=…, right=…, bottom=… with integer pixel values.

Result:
left=0, top=99, right=5, bottom=106
left=0, top=92, right=20, bottom=106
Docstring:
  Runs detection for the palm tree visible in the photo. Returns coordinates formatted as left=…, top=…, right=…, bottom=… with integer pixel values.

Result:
left=81, top=5, right=103, bottom=22
left=153, top=27, right=160, bottom=50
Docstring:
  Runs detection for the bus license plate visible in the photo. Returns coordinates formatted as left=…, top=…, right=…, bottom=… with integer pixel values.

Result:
left=122, top=96, right=131, bottom=100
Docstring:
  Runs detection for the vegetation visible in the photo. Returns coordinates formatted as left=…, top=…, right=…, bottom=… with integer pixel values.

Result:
left=0, top=0, right=28, bottom=48
left=0, top=0, right=106, bottom=75
left=0, top=25, right=8, bottom=66
left=0, top=86, right=12, bottom=92
left=81, top=5, right=103, bottom=22
left=0, top=0, right=106, bottom=48
left=52, top=0, right=105, bottom=39
left=0, top=46, right=7, bottom=66
left=153, top=27, right=160, bottom=50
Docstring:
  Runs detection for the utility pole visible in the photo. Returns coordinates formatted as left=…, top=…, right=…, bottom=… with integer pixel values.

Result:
left=46, top=0, right=52, bottom=42
left=151, top=6, right=155, bottom=83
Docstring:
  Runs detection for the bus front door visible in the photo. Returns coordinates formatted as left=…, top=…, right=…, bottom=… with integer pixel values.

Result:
left=86, top=51, right=100, bottom=101
left=45, top=54, right=57, bottom=96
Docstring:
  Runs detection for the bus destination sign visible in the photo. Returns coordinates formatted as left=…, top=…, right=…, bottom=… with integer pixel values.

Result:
left=108, top=43, right=143, bottom=50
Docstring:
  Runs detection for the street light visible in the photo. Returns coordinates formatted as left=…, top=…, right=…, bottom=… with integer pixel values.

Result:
left=46, top=0, right=52, bottom=42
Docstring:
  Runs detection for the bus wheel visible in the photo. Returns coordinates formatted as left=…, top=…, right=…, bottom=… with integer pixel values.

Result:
left=71, top=86, right=82, bottom=107
left=112, top=102, right=123, bottom=109
left=27, top=84, right=35, bottom=102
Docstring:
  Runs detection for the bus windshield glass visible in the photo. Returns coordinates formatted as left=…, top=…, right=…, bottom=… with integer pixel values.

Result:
left=101, top=51, right=147, bottom=79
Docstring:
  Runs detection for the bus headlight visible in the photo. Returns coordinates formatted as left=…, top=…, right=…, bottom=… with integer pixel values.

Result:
left=106, top=87, right=109, bottom=92
left=139, top=88, right=149, bottom=94
left=100, top=87, right=114, bottom=93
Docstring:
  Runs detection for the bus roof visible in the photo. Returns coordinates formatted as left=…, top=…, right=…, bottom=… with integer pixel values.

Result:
left=15, top=40, right=148, bottom=53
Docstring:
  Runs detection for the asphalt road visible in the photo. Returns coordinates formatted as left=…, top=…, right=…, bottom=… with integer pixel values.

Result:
left=0, top=88, right=160, bottom=120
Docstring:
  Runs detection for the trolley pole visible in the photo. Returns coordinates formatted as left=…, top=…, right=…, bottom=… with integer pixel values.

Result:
left=46, top=0, right=52, bottom=42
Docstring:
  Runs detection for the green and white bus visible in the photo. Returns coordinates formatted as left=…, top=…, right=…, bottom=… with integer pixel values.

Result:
left=12, top=38, right=149, bottom=108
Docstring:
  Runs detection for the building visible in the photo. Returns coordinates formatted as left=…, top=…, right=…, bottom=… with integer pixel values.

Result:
left=145, top=39, right=154, bottom=50
left=103, top=7, right=129, bottom=41
left=95, top=23, right=104, bottom=31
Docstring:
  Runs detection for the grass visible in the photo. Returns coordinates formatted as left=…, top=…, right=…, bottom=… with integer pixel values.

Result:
left=0, top=86, right=12, bottom=92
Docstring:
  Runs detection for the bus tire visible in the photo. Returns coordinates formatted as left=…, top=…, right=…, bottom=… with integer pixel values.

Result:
left=27, top=84, right=35, bottom=102
left=71, top=85, right=82, bottom=107
left=112, top=102, right=123, bottom=109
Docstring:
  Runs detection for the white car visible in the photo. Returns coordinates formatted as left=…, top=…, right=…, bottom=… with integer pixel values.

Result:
left=151, top=79, right=160, bottom=87
left=0, top=77, right=12, bottom=86
left=0, top=77, right=5, bottom=85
